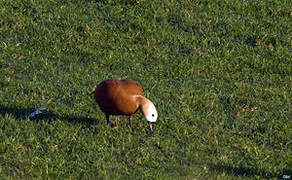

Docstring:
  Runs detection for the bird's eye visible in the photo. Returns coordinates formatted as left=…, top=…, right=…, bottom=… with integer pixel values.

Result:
left=152, top=114, right=155, bottom=117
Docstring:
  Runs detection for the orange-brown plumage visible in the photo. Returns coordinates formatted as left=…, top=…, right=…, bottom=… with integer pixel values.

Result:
left=94, top=79, right=143, bottom=116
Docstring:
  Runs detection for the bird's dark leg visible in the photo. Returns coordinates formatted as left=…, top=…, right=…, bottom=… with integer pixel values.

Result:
left=106, top=114, right=115, bottom=128
left=106, top=114, right=110, bottom=125
left=129, top=115, right=133, bottom=127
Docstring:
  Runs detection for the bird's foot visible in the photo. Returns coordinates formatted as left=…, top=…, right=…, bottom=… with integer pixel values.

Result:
left=107, top=121, right=115, bottom=128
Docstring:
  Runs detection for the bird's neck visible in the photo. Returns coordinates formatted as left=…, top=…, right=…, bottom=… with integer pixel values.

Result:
left=132, top=95, right=149, bottom=106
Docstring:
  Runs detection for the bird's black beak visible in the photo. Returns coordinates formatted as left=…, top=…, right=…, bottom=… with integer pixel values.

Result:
left=149, top=122, right=154, bottom=132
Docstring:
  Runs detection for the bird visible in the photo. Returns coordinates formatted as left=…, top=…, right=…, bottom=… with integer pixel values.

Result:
left=94, top=78, right=158, bottom=132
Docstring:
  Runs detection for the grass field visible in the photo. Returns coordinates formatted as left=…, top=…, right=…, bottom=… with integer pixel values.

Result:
left=0, top=0, right=291, bottom=179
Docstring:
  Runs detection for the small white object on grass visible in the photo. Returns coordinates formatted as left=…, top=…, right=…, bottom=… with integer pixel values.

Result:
left=30, top=106, right=47, bottom=118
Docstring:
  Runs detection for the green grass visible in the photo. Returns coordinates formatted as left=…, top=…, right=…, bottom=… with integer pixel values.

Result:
left=0, top=0, right=291, bottom=179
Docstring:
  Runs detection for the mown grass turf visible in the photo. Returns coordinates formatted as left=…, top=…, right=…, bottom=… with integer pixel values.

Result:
left=0, top=0, right=291, bottom=179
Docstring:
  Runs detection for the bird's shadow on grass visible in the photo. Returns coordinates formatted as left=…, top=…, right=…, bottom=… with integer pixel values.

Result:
left=0, top=105, right=98, bottom=126
left=207, top=163, right=289, bottom=179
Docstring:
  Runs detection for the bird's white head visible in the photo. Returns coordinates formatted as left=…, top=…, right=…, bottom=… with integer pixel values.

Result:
left=141, top=98, right=157, bottom=132
left=134, top=95, right=158, bottom=132
left=142, top=99, right=158, bottom=123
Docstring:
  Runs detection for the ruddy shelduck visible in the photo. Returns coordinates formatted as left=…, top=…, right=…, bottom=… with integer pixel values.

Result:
left=94, top=79, right=158, bottom=132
